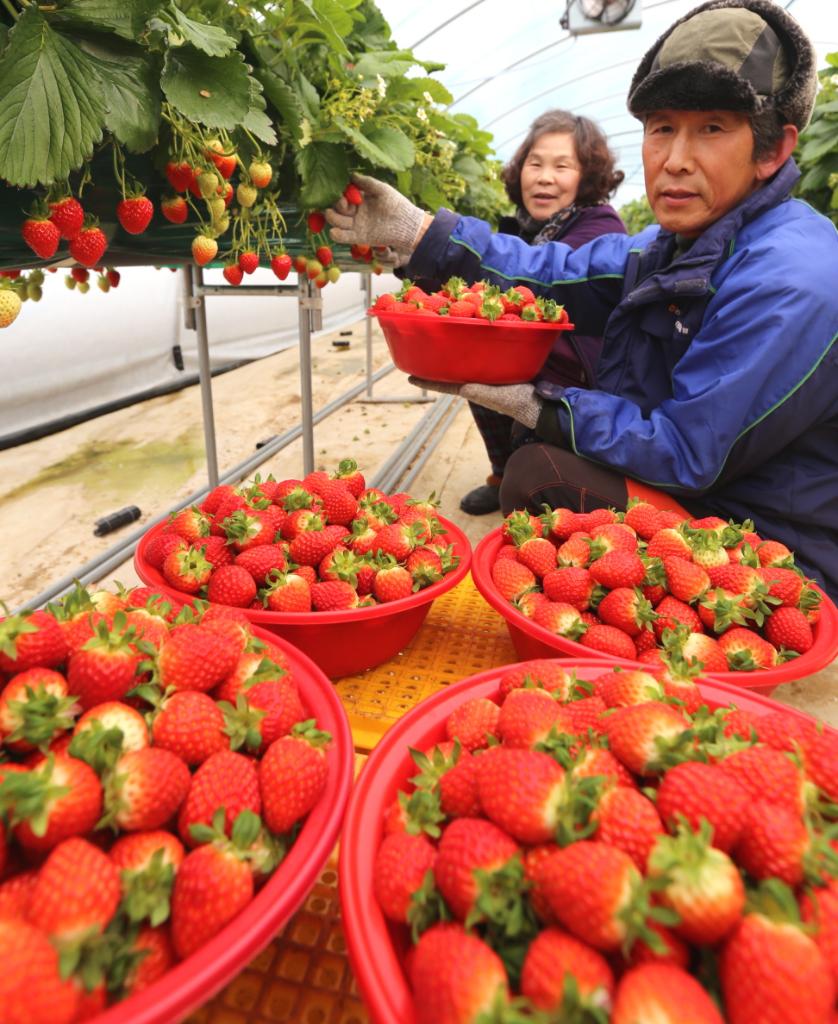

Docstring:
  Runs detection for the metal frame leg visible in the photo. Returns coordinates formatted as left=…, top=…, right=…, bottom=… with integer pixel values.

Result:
left=297, top=275, right=317, bottom=475
left=192, top=266, right=220, bottom=488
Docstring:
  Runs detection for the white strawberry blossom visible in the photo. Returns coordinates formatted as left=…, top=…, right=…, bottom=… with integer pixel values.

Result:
left=376, top=74, right=387, bottom=98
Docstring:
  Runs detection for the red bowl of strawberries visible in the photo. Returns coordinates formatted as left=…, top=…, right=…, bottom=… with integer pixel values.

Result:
left=471, top=508, right=838, bottom=696
left=369, top=279, right=575, bottom=385
left=339, top=657, right=837, bottom=1024
left=133, top=463, right=472, bottom=679
left=0, top=587, right=354, bottom=1024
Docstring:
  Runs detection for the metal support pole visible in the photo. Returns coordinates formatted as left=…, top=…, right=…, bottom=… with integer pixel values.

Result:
left=297, top=275, right=317, bottom=475
left=181, top=265, right=196, bottom=331
left=192, top=265, right=220, bottom=487
left=364, top=273, right=374, bottom=398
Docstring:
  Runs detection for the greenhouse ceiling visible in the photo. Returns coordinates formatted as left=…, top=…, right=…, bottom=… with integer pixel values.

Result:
left=375, top=0, right=838, bottom=205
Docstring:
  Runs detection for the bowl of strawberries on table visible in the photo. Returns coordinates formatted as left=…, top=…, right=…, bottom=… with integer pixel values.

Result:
left=369, top=277, right=576, bottom=384
left=471, top=502, right=838, bottom=695
left=134, top=459, right=471, bottom=679
left=0, top=583, right=353, bottom=1024
left=340, top=656, right=838, bottom=1024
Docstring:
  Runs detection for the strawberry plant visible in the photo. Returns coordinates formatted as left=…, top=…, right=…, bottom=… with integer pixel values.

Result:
left=794, top=51, right=838, bottom=226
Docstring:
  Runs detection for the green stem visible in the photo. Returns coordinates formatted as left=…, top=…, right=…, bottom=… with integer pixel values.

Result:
left=0, top=0, right=19, bottom=20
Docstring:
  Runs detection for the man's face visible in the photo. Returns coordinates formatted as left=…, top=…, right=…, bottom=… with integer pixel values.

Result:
left=642, top=109, right=767, bottom=237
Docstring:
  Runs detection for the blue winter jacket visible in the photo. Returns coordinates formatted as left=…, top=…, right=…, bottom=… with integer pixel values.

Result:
left=408, top=160, right=838, bottom=599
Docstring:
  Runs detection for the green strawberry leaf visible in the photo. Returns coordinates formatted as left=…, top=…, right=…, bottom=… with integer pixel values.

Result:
left=296, top=0, right=351, bottom=57
left=296, top=141, right=349, bottom=208
left=335, top=120, right=415, bottom=173
left=254, top=69, right=301, bottom=144
left=386, top=76, right=453, bottom=106
left=295, top=72, right=321, bottom=123
left=166, top=4, right=238, bottom=58
left=0, top=8, right=107, bottom=188
left=161, top=45, right=252, bottom=130
left=351, top=49, right=419, bottom=84
left=79, top=38, right=161, bottom=153
left=51, top=0, right=159, bottom=42
left=242, top=76, right=277, bottom=146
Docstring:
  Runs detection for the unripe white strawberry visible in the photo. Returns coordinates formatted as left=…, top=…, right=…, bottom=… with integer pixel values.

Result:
left=0, top=289, right=22, bottom=328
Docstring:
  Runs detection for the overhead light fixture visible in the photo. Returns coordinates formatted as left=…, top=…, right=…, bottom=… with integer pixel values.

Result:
left=561, top=0, right=642, bottom=34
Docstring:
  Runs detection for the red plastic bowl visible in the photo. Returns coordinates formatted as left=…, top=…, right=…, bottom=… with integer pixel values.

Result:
left=472, top=527, right=838, bottom=696
left=134, top=517, right=472, bottom=679
left=91, top=625, right=353, bottom=1024
left=339, top=658, right=835, bottom=1024
left=371, top=309, right=575, bottom=384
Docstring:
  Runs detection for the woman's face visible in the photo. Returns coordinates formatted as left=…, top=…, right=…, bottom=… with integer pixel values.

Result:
left=520, top=131, right=582, bottom=220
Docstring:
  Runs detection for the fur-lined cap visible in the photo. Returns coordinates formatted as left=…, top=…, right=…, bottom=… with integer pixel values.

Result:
left=628, top=0, right=817, bottom=130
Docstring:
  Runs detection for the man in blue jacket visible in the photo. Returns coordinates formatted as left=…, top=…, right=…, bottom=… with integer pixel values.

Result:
left=327, top=0, right=838, bottom=600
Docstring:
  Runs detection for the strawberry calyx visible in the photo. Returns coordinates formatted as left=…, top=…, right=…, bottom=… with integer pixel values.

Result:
left=0, top=755, right=70, bottom=835
left=6, top=684, right=79, bottom=749
left=119, top=846, right=177, bottom=926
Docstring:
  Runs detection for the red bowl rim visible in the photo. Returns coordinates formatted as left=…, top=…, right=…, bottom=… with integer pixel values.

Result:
left=90, top=624, right=355, bottom=1024
left=471, top=526, right=838, bottom=690
left=369, top=309, right=575, bottom=331
left=339, top=657, right=835, bottom=1024
left=134, top=514, right=472, bottom=626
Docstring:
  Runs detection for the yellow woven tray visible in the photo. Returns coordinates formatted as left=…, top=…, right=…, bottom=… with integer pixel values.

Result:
left=334, top=573, right=517, bottom=750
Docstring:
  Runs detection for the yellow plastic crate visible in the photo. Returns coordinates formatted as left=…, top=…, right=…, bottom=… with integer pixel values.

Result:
left=334, top=573, right=517, bottom=751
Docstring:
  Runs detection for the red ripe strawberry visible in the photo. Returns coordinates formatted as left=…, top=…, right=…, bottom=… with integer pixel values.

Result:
left=446, top=697, right=500, bottom=752
left=222, top=262, right=243, bottom=286
left=439, top=749, right=481, bottom=819
left=476, top=746, right=565, bottom=844
left=514, top=535, right=558, bottom=579
left=234, top=543, right=286, bottom=584
left=73, top=700, right=149, bottom=754
left=206, top=564, right=257, bottom=607
left=162, top=545, right=213, bottom=594
left=6, top=753, right=102, bottom=853
left=598, top=668, right=665, bottom=707
left=801, top=732, right=838, bottom=803
left=0, top=869, right=39, bottom=918
left=145, top=531, right=187, bottom=570
left=623, top=500, right=665, bottom=540
left=653, top=594, right=704, bottom=639
left=105, top=746, right=190, bottom=831
left=238, top=250, right=260, bottom=274
left=165, top=161, right=194, bottom=192
left=581, top=623, right=638, bottom=660
left=258, top=722, right=330, bottom=834
left=0, top=917, right=79, bottom=1024
left=178, top=748, right=260, bottom=846
left=593, top=785, right=665, bottom=871
left=315, top=244, right=333, bottom=267
left=626, top=920, right=691, bottom=969
left=648, top=822, right=745, bottom=945
left=540, top=506, right=582, bottom=542
left=589, top=549, right=645, bottom=589
left=603, top=701, right=690, bottom=776
left=160, top=194, right=188, bottom=224
left=534, top=600, right=589, bottom=641
left=68, top=224, right=107, bottom=267
left=22, top=216, right=61, bottom=259
left=521, top=925, right=615, bottom=1013
left=656, top=760, right=748, bottom=852
left=663, top=556, right=710, bottom=603
left=410, top=922, right=510, bottom=1024
left=373, top=831, right=437, bottom=922
left=312, top=478, right=358, bottom=525
left=597, top=587, right=655, bottom=636
left=0, top=609, right=68, bottom=673
left=491, top=558, right=536, bottom=601
left=498, top=659, right=575, bottom=698
left=539, top=841, right=648, bottom=952
left=66, top=617, right=141, bottom=709
left=307, top=210, right=326, bottom=233
left=331, top=457, right=365, bottom=497
left=262, top=570, right=312, bottom=611
left=171, top=811, right=257, bottom=958
left=719, top=745, right=805, bottom=814
left=48, top=196, right=84, bottom=239
left=590, top=521, right=638, bottom=556
left=734, top=798, right=811, bottom=886
left=151, top=690, right=227, bottom=766
left=0, top=667, right=77, bottom=752
left=124, top=925, right=175, bottom=994
left=158, top=622, right=240, bottom=692
left=270, top=252, right=293, bottom=280
left=116, top=195, right=153, bottom=234
left=763, top=605, right=814, bottom=653
left=720, top=909, right=835, bottom=1024
left=757, top=565, right=804, bottom=606
left=29, top=835, right=121, bottom=942
left=311, top=579, right=359, bottom=610
left=614, top=963, right=724, bottom=1024
left=226, top=676, right=305, bottom=753
left=373, top=562, right=413, bottom=603
left=541, top=566, right=596, bottom=609
left=756, top=538, right=794, bottom=566
left=647, top=528, right=693, bottom=561
left=496, top=687, right=573, bottom=748
left=718, top=626, right=778, bottom=670
left=800, top=877, right=838, bottom=988
left=192, top=233, right=218, bottom=266
left=556, top=531, right=593, bottom=568
left=434, top=816, right=520, bottom=919
left=343, top=182, right=363, bottom=206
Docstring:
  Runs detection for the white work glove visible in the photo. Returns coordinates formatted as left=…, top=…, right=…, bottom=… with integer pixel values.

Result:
left=326, top=174, right=427, bottom=251
left=408, top=378, right=542, bottom=429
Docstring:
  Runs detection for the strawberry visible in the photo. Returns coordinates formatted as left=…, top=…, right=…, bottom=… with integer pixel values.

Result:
left=538, top=841, right=653, bottom=952
left=307, top=210, right=326, bottom=233
left=438, top=749, right=482, bottom=819
left=223, top=676, right=305, bottom=754
left=476, top=746, right=566, bottom=844
left=22, top=215, right=61, bottom=259
left=719, top=745, right=805, bottom=814
left=603, top=701, right=690, bottom=776
left=570, top=745, right=635, bottom=788
left=29, top=836, right=121, bottom=944
left=233, top=543, right=286, bottom=585
left=410, top=922, right=511, bottom=1024
left=0, top=667, right=78, bottom=752
left=613, top=963, right=724, bottom=1024
left=647, top=527, right=693, bottom=561
left=373, top=830, right=437, bottom=922
left=73, top=701, right=149, bottom=759
left=491, top=558, right=536, bottom=601
left=590, top=521, right=638, bottom=555
left=343, top=182, right=363, bottom=206
left=205, top=139, right=237, bottom=179
left=597, top=587, right=656, bottom=636
left=66, top=616, right=142, bottom=709
left=654, top=594, right=704, bottom=638
left=258, top=721, right=330, bottom=834
left=110, top=829, right=185, bottom=925
left=801, top=732, right=838, bottom=803
left=0, top=287, right=22, bottom=328
left=0, top=609, right=68, bottom=673
left=521, top=925, right=615, bottom=1013
left=144, top=531, right=187, bottom=570
left=556, top=532, right=593, bottom=567
left=311, top=579, right=359, bottom=610
left=734, top=798, right=814, bottom=886
left=192, top=234, right=218, bottom=266
left=262, top=570, right=312, bottom=611
left=717, top=626, right=778, bottom=670
left=598, top=668, right=665, bottom=707
left=623, top=500, right=665, bottom=540
left=800, top=877, right=838, bottom=988
left=178, top=748, right=260, bottom=846
left=434, top=816, right=521, bottom=920
left=756, top=538, right=794, bottom=566
left=312, top=478, right=358, bottom=524
left=445, top=697, right=500, bottom=752
left=123, top=925, right=175, bottom=994
left=588, top=550, right=646, bottom=589
left=373, top=561, right=413, bottom=603
left=104, top=746, right=190, bottom=831
left=533, top=601, right=588, bottom=641
left=270, top=252, right=293, bottom=280
left=0, top=869, right=39, bottom=918
left=151, top=690, right=227, bottom=766
left=171, top=809, right=259, bottom=957
left=541, top=566, right=597, bottom=609
left=158, top=622, right=240, bottom=692
left=593, top=785, right=665, bottom=871
left=496, top=687, right=574, bottom=748
left=763, top=604, right=814, bottom=653
left=160, top=194, right=189, bottom=224
left=749, top=708, right=819, bottom=754
left=222, top=261, right=243, bottom=286
left=315, top=244, right=333, bottom=267
left=656, top=760, right=748, bottom=852
left=238, top=250, right=260, bottom=274
left=0, top=917, right=79, bottom=1024
left=513, top=535, right=557, bottom=578
left=3, top=753, right=102, bottom=853
left=48, top=196, right=84, bottom=239
left=720, top=903, right=835, bottom=1024
left=116, top=195, right=154, bottom=234
left=581, top=623, right=638, bottom=660
left=249, top=160, right=273, bottom=187
left=206, top=564, right=257, bottom=607
left=498, top=659, right=575, bottom=698
left=165, top=161, right=194, bottom=192
left=68, top=225, right=107, bottom=267
left=162, top=545, right=213, bottom=593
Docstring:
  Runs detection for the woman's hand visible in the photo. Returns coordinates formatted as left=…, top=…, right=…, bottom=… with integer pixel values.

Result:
left=325, top=174, right=430, bottom=251
left=407, top=378, right=542, bottom=429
